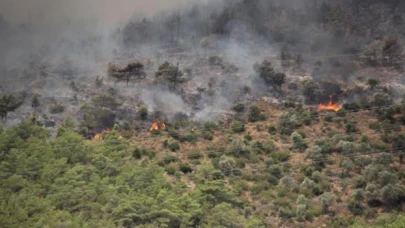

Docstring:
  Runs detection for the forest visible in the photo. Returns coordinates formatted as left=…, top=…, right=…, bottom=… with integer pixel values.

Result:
left=1, top=0, right=405, bottom=227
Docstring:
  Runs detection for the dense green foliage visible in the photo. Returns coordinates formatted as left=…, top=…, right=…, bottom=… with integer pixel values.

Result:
left=0, top=120, right=263, bottom=228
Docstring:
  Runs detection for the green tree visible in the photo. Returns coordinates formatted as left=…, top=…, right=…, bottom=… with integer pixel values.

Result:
left=302, top=79, right=321, bottom=103
left=392, top=134, right=405, bottom=163
left=320, top=192, right=335, bottom=214
left=253, top=60, right=286, bottom=91
left=31, top=93, right=40, bottom=114
left=248, top=105, right=261, bottom=122
left=380, top=184, right=405, bottom=207
left=367, top=79, right=379, bottom=89
left=155, top=61, right=185, bottom=91
left=0, top=94, right=24, bottom=121
left=205, top=203, right=246, bottom=227
left=108, top=62, right=146, bottom=85
left=291, top=131, right=307, bottom=151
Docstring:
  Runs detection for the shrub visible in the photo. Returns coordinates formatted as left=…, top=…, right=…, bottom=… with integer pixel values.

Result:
left=324, top=115, right=333, bottom=122
left=291, top=131, right=308, bottom=151
left=336, top=140, right=356, bottom=154
left=231, top=121, right=245, bottom=133
left=179, top=133, right=197, bottom=143
left=163, top=155, right=179, bottom=165
left=203, top=131, right=214, bottom=140
left=187, top=151, right=202, bottom=160
left=348, top=201, right=364, bottom=215
left=132, top=148, right=142, bottom=159
left=266, top=175, right=279, bottom=186
left=251, top=182, right=270, bottom=195
left=169, top=142, right=180, bottom=152
left=345, top=121, right=358, bottom=133
left=380, top=184, right=405, bottom=206
left=248, top=105, right=261, bottom=122
left=371, top=93, right=392, bottom=107
left=232, top=103, right=245, bottom=113
left=165, top=164, right=177, bottom=175
left=278, top=109, right=301, bottom=135
left=218, top=155, right=237, bottom=176
left=280, top=175, right=296, bottom=188
left=179, top=163, right=193, bottom=174
left=244, top=134, right=253, bottom=141
left=320, top=193, right=335, bottom=214
left=272, top=151, right=290, bottom=162
left=311, top=171, right=322, bottom=183
left=278, top=207, right=295, bottom=219
left=268, top=165, right=282, bottom=179
left=49, top=103, right=65, bottom=114
left=138, top=104, right=148, bottom=120
left=378, top=171, right=398, bottom=187
left=375, top=153, right=394, bottom=165
left=367, top=78, right=379, bottom=89
left=268, top=125, right=277, bottom=135
left=354, top=177, right=367, bottom=189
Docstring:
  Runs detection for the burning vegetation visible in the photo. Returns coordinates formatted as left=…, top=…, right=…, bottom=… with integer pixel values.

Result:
left=150, top=120, right=166, bottom=131
left=318, top=95, right=342, bottom=112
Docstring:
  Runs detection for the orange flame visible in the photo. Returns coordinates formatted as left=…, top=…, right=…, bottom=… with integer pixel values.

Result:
left=94, top=134, right=103, bottom=140
left=318, top=95, right=342, bottom=112
left=150, top=120, right=160, bottom=131
left=150, top=120, right=166, bottom=131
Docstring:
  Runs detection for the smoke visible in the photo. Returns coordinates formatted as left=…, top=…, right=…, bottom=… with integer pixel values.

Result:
left=139, top=87, right=191, bottom=119
left=1, top=0, right=405, bottom=126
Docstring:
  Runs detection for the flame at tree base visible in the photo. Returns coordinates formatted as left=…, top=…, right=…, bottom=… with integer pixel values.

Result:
left=318, top=96, right=342, bottom=112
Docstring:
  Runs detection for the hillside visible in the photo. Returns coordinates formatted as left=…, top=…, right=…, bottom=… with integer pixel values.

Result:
left=1, top=100, right=405, bottom=227
left=1, top=0, right=405, bottom=227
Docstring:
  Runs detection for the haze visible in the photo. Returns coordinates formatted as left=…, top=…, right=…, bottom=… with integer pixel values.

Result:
left=0, top=0, right=205, bottom=26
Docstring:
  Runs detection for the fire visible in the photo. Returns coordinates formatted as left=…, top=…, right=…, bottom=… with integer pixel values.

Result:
left=150, top=120, right=166, bottom=131
left=318, top=95, right=342, bottom=112
left=94, top=134, right=103, bottom=140
left=150, top=120, right=160, bottom=131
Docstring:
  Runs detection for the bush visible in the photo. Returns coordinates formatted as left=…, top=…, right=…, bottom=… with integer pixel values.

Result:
left=49, top=104, right=65, bottom=114
left=231, top=121, right=245, bottom=133
left=336, top=140, right=356, bottom=154
left=278, top=109, right=303, bottom=135
left=278, top=207, right=295, bottom=219
left=266, top=174, right=279, bottom=186
left=354, top=177, right=367, bottom=189
left=163, top=155, right=179, bottom=165
left=268, top=125, right=277, bottom=135
left=169, top=142, right=180, bottom=152
left=203, top=131, right=214, bottom=140
left=179, top=133, right=197, bottom=143
left=291, top=131, right=308, bottom=151
left=324, top=115, right=333, bottom=122
left=268, top=165, right=282, bottom=179
left=348, top=201, right=364, bottom=216
left=248, top=105, right=261, bottom=122
left=165, top=164, right=177, bottom=175
left=251, top=182, right=269, bottom=195
left=272, top=151, right=290, bottom=162
left=244, top=134, right=253, bottom=141
left=138, top=105, right=148, bottom=120
left=232, top=103, right=245, bottom=113
left=345, top=121, right=358, bottom=133
left=179, top=163, right=193, bottom=174
left=187, top=151, right=202, bottom=160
